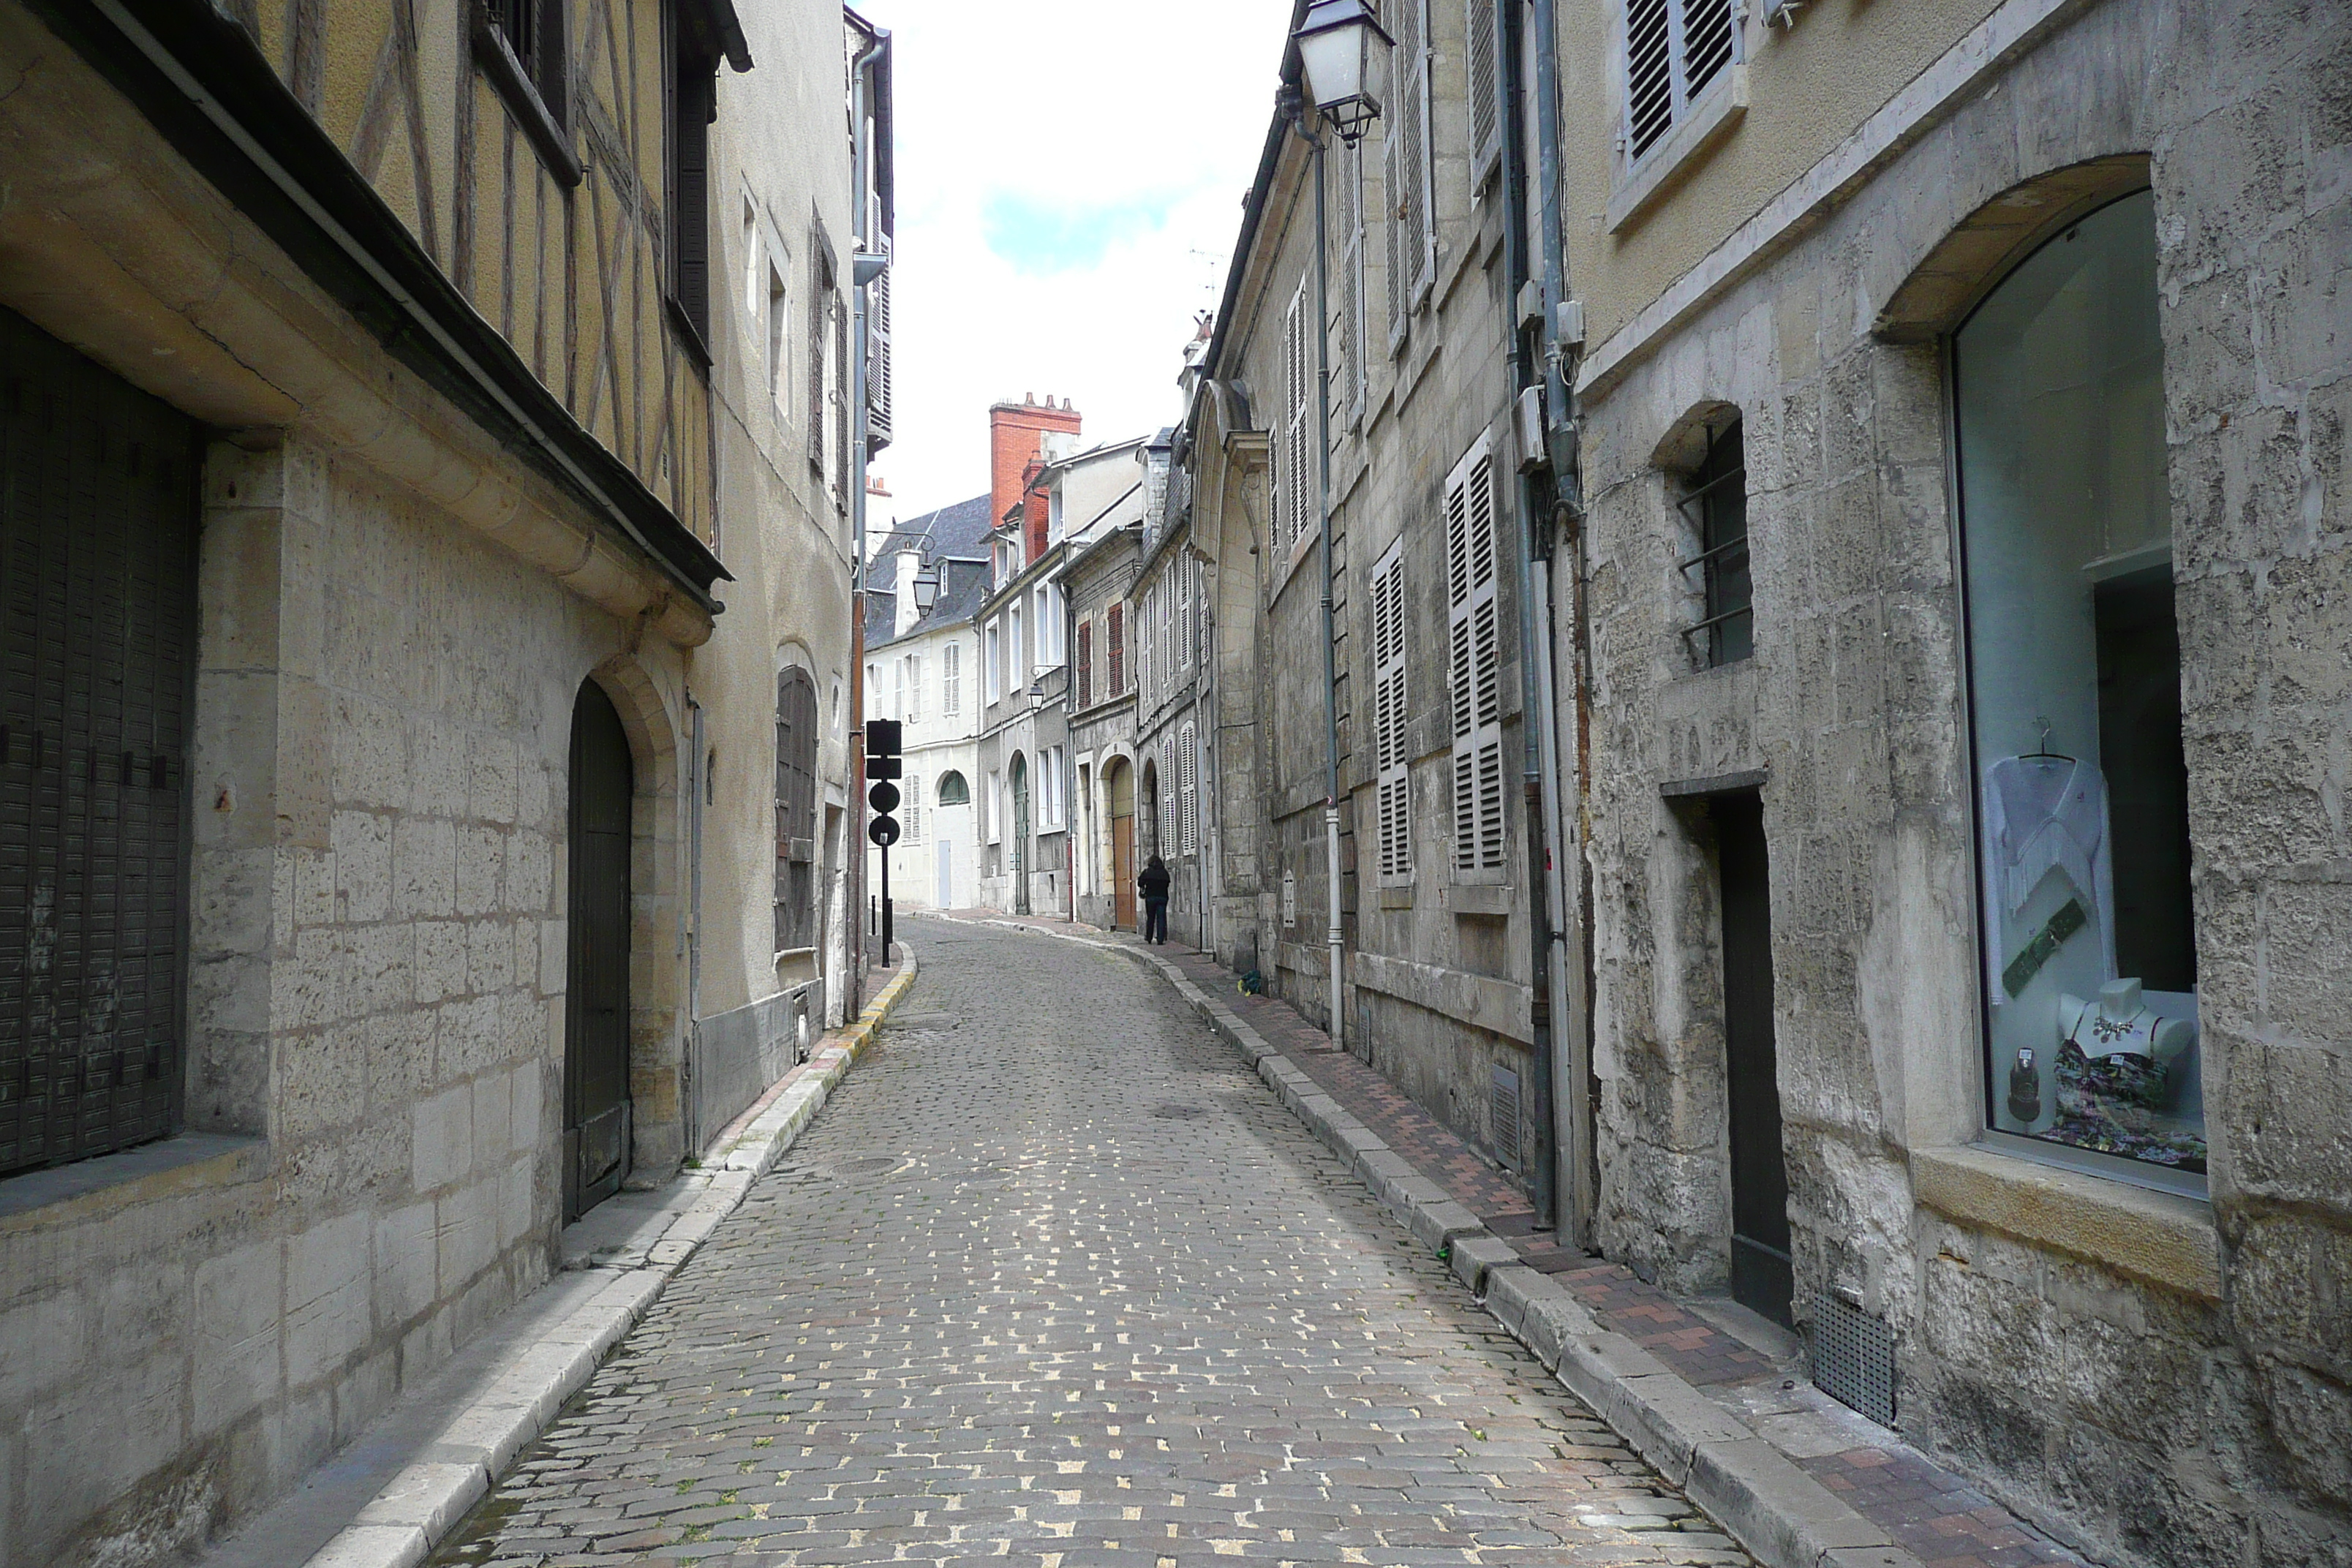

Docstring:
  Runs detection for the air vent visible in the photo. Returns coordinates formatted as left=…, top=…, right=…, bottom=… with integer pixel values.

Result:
left=1812, top=1292, right=1896, bottom=1426
left=1490, top=1066, right=1521, bottom=1168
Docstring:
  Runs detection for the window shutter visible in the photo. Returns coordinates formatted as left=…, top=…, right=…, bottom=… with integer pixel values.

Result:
left=1077, top=618, right=1093, bottom=707
left=1445, top=437, right=1506, bottom=874
left=943, top=641, right=960, bottom=715
left=1384, top=96, right=1409, bottom=351
left=1179, top=723, right=1199, bottom=858
left=832, top=274, right=851, bottom=508
left=1372, top=542, right=1411, bottom=883
left=1341, top=139, right=1365, bottom=422
left=1177, top=559, right=1193, bottom=671
left=1627, top=0, right=1736, bottom=162
left=1108, top=602, right=1125, bottom=693
left=866, top=256, right=893, bottom=448
left=1403, top=0, right=1435, bottom=306
left=1281, top=286, right=1310, bottom=546
left=1468, top=0, right=1501, bottom=183
left=774, top=669, right=820, bottom=949
left=1161, top=739, right=1177, bottom=854
left=908, top=654, right=922, bottom=722
left=807, top=243, right=829, bottom=467
left=670, top=63, right=712, bottom=342
left=1139, top=587, right=1153, bottom=701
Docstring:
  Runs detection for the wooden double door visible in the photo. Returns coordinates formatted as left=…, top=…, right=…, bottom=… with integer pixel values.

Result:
left=1107, top=761, right=1135, bottom=930
left=565, top=681, right=633, bottom=1221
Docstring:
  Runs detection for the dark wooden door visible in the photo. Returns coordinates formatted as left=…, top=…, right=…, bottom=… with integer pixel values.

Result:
left=565, top=680, right=633, bottom=1221
left=1112, top=816, right=1135, bottom=930
left=0, top=306, right=197, bottom=1176
left=1716, top=793, right=1792, bottom=1327
left=1010, top=756, right=1030, bottom=916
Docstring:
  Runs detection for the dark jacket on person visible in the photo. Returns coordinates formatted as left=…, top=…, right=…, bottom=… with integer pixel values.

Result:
left=1138, top=862, right=1172, bottom=901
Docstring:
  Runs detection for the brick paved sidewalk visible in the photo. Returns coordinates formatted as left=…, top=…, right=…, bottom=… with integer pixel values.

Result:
left=943, top=909, right=2089, bottom=1568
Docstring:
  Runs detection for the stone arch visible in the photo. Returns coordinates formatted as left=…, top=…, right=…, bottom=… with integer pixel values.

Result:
left=579, top=653, right=689, bottom=1184
left=1874, top=154, right=2150, bottom=343
left=1649, top=398, right=1741, bottom=476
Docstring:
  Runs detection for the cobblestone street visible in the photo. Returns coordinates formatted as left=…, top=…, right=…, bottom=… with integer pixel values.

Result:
left=432, top=916, right=1751, bottom=1567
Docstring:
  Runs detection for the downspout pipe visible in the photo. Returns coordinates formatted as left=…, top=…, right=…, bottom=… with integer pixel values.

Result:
left=1496, top=0, right=1557, bottom=1229
left=849, top=26, right=889, bottom=994
left=1529, top=0, right=1598, bottom=1246
left=1306, top=108, right=1346, bottom=1052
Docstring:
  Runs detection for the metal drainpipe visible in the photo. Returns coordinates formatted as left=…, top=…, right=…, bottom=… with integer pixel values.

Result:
left=849, top=29, right=886, bottom=982
left=1496, top=0, right=1558, bottom=1228
left=1529, top=0, right=1598, bottom=1247
left=1308, top=116, right=1346, bottom=1052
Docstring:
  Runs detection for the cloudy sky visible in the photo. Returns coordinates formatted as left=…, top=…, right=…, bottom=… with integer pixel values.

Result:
left=851, top=1, right=1297, bottom=521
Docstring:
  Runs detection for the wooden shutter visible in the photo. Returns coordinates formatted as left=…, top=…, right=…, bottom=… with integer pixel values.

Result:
left=1445, top=437, right=1506, bottom=873
left=1468, top=0, right=1501, bottom=182
left=1077, top=617, right=1093, bottom=707
left=1371, top=541, right=1411, bottom=883
left=1177, top=557, right=1193, bottom=671
left=1107, top=602, right=1125, bottom=694
left=1179, top=723, right=1198, bottom=858
left=807, top=240, right=829, bottom=468
left=0, top=308, right=197, bottom=1177
left=1401, top=0, right=1435, bottom=306
left=1335, top=138, right=1365, bottom=423
left=671, top=63, right=712, bottom=343
left=866, top=258, right=893, bottom=448
left=832, top=272, right=851, bottom=508
left=774, top=668, right=818, bottom=950
left=1280, top=286, right=1308, bottom=546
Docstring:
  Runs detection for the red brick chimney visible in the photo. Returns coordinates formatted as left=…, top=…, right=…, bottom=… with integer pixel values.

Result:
left=990, top=394, right=1082, bottom=567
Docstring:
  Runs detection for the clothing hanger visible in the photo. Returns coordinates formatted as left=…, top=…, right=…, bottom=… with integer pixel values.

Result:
left=2024, top=717, right=2074, bottom=764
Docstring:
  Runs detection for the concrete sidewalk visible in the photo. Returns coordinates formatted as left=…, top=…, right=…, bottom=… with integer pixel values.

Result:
left=930, top=910, right=2089, bottom=1568
left=194, top=952, right=921, bottom=1568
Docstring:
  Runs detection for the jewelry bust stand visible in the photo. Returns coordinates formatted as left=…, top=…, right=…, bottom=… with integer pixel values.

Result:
left=2059, top=979, right=2195, bottom=1079
left=2047, top=978, right=2207, bottom=1168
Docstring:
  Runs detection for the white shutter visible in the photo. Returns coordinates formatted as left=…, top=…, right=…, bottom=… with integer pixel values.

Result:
left=1179, top=723, right=1199, bottom=858
left=1446, top=435, right=1506, bottom=874
left=1402, top=0, right=1435, bottom=306
left=1384, top=88, right=1409, bottom=352
left=1372, top=540, right=1411, bottom=883
left=1467, top=0, right=1501, bottom=184
left=905, top=774, right=921, bottom=843
left=943, top=641, right=960, bottom=715
left=1331, top=138, right=1363, bottom=429
left=1627, top=0, right=1738, bottom=162
left=1178, top=557, right=1193, bottom=671
left=866, top=257, right=893, bottom=448
left=1283, top=284, right=1312, bottom=545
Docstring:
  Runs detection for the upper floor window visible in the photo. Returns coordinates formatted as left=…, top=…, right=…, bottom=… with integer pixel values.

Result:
left=1371, top=537, right=1412, bottom=884
left=1446, top=435, right=1507, bottom=878
left=1107, top=602, right=1126, bottom=696
left=476, top=0, right=578, bottom=183
left=1077, top=617, right=1093, bottom=707
left=1624, top=0, right=1738, bottom=162
left=1956, top=190, right=2201, bottom=1192
left=943, top=641, right=962, bottom=715
left=1385, top=0, right=1436, bottom=342
left=1679, top=418, right=1750, bottom=668
left=983, top=619, right=1002, bottom=704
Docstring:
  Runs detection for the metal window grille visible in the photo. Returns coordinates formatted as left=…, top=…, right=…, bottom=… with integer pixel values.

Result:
left=1490, top=1066, right=1522, bottom=1167
left=1676, top=418, right=1751, bottom=668
left=1446, top=437, right=1507, bottom=872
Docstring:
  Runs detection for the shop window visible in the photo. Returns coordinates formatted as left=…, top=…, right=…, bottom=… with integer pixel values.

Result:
left=1678, top=418, right=1750, bottom=668
left=1955, top=190, right=2202, bottom=1188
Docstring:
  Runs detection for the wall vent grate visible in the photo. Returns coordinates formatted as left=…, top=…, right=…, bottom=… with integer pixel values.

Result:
left=1812, top=1291, right=1896, bottom=1426
left=1489, top=1066, right=1521, bottom=1168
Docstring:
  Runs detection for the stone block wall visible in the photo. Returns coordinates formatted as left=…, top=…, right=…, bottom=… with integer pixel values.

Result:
left=0, top=434, right=679, bottom=1566
left=1568, top=0, right=2351, bottom=1558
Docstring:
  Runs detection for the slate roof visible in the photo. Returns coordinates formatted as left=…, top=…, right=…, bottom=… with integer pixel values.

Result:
left=863, top=492, right=995, bottom=650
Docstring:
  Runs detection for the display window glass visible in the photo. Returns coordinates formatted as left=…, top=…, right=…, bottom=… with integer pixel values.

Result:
left=1954, top=190, right=2204, bottom=1186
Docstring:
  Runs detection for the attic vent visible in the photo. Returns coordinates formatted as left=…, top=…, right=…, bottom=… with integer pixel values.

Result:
left=1489, top=1066, right=1521, bottom=1168
left=1812, top=1292, right=1896, bottom=1426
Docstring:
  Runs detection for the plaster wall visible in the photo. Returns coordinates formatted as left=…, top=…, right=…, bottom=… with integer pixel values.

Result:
left=1564, top=0, right=2352, bottom=1558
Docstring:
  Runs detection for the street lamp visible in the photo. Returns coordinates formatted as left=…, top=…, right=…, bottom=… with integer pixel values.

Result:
left=911, top=566, right=941, bottom=614
left=1293, top=0, right=1394, bottom=145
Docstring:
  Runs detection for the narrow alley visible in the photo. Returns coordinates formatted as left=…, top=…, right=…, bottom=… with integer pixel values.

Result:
left=428, top=917, right=1749, bottom=1568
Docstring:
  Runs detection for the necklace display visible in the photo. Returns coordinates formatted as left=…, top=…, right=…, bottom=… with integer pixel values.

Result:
left=2048, top=979, right=2204, bottom=1169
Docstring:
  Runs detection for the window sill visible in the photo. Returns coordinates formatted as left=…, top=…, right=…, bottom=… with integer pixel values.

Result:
left=1911, top=1142, right=2220, bottom=1302
left=473, top=26, right=582, bottom=187
left=0, top=1133, right=270, bottom=1235
left=1606, top=67, right=1749, bottom=235
left=1376, top=886, right=1414, bottom=910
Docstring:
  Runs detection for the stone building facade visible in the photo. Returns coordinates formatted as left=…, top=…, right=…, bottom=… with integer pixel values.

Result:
left=1132, top=436, right=1215, bottom=950
left=1551, top=0, right=2352, bottom=1559
left=1065, top=520, right=1144, bottom=932
left=0, top=0, right=871, bottom=1560
left=1186, top=0, right=1549, bottom=1174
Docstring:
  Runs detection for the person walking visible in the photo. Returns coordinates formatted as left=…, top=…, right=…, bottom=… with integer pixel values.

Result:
left=1138, top=853, right=1172, bottom=945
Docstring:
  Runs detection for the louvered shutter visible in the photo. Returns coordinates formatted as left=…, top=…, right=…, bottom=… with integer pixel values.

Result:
left=1331, top=139, right=1362, bottom=429
left=1627, top=0, right=1737, bottom=162
left=1107, top=602, right=1125, bottom=693
left=1468, top=0, right=1501, bottom=183
left=1077, top=618, right=1092, bottom=708
left=1177, top=558, right=1193, bottom=671
left=1401, top=0, right=1435, bottom=306
left=671, top=63, right=712, bottom=342
left=1445, top=437, right=1507, bottom=874
left=807, top=243, right=829, bottom=467
left=905, top=774, right=921, bottom=843
left=1179, top=723, right=1199, bottom=858
left=1371, top=542, right=1411, bottom=883
left=943, top=641, right=960, bottom=715
left=866, top=255, right=893, bottom=449
left=1160, top=738, right=1177, bottom=855
left=775, top=668, right=819, bottom=949
left=1281, top=286, right=1310, bottom=546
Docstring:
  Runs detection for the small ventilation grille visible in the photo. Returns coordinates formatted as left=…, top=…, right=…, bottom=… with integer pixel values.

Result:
left=1812, top=1292, right=1896, bottom=1426
left=1489, top=1066, right=1521, bottom=1168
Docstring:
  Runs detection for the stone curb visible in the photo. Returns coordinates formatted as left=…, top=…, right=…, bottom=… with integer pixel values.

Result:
left=294, top=955, right=922, bottom=1568
left=932, top=915, right=1919, bottom=1568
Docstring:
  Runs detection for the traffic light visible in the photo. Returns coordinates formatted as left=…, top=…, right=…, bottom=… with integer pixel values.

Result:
left=865, top=719, right=902, bottom=847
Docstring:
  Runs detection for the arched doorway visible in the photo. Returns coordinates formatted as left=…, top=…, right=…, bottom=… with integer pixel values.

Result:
left=1009, top=753, right=1031, bottom=915
left=565, top=678, right=634, bottom=1221
left=1105, top=758, right=1136, bottom=930
left=935, top=770, right=970, bottom=908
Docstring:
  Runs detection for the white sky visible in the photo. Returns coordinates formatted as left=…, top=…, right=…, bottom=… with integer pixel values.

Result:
left=852, top=1, right=1297, bottom=521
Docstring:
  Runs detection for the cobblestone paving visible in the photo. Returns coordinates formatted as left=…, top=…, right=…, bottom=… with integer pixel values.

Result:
left=432, top=916, right=1753, bottom=1567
